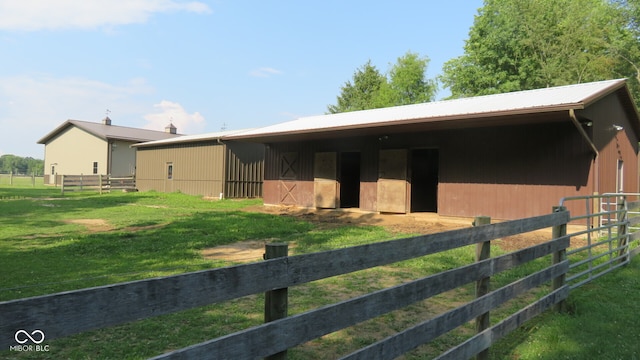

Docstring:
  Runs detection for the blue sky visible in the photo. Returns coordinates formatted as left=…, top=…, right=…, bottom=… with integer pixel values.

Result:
left=0, top=0, right=483, bottom=158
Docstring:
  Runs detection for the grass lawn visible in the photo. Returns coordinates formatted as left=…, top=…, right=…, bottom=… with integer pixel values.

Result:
left=1, top=185, right=638, bottom=359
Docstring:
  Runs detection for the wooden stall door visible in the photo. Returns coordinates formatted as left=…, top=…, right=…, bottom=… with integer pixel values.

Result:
left=314, top=152, right=338, bottom=208
left=377, top=149, right=407, bottom=213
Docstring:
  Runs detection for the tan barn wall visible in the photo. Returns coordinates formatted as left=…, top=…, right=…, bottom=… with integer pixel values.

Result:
left=136, top=141, right=225, bottom=197
left=136, top=141, right=264, bottom=198
left=43, top=126, right=107, bottom=180
left=110, top=140, right=137, bottom=176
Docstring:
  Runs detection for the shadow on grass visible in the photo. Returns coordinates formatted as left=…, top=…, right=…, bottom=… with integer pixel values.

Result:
left=0, top=210, right=315, bottom=300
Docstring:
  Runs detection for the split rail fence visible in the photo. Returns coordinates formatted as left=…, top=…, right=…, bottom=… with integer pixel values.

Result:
left=60, top=174, right=136, bottom=195
left=1, top=210, right=573, bottom=359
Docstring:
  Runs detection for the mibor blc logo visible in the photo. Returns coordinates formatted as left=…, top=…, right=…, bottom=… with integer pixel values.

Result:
left=10, top=329, right=49, bottom=352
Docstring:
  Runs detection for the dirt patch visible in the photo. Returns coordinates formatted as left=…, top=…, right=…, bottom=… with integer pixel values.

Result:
left=203, top=205, right=560, bottom=262
left=202, top=240, right=269, bottom=262
left=64, top=219, right=114, bottom=232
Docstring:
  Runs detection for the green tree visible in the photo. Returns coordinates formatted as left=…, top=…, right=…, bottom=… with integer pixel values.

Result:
left=327, top=61, right=387, bottom=114
left=441, top=0, right=636, bottom=100
left=328, top=52, right=437, bottom=113
left=385, top=52, right=437, bottom=106
left=0, top=154, right=44, bottom=175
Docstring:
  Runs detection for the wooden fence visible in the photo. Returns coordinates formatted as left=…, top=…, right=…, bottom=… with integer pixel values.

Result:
left=60, top=174, right=136, bottom=195
left=0, top=210, right=571, bottom=359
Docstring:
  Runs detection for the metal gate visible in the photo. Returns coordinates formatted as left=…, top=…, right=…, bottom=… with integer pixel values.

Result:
left=559, top=193, right=640, bottom=289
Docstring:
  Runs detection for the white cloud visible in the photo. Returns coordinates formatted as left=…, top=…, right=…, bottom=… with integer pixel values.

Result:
left=0, top=74, right=156, bottom=157
left=142, top=100, right=205, bottom=135
left=0, top=0, right=212, bottom=31
left=249, top=67, right=283, bottom=78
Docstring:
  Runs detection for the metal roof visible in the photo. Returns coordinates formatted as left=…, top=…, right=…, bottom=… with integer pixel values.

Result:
left=228, top=79, right=632, bottom=141
left=132, top=129, right=253, bottom=148
left=37, top=119, right=181, bottom=144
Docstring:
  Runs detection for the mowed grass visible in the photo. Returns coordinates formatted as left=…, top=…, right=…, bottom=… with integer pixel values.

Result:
left=1, top=185, right=639, bottom=359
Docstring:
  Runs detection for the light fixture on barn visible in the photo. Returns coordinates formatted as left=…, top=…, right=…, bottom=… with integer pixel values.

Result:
left=613, top=125, right=624, bottom=131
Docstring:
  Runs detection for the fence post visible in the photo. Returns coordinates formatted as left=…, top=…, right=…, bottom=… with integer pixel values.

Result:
left=32, top=172, right=35, bottom=187
left=80, top=173, right=83, bottom=190
left=99, top=174, right=103, bottom=195
left=552, top=206, right=567, bottom=312
left=617, top=196, right=629, bottom=263
left=473, top=215, right=491, bottom=360
left=9, top=171, right=12, bottom=185
left=61, top=175, right=65, bottom=195
left=264, top=243, right=288, bottom=360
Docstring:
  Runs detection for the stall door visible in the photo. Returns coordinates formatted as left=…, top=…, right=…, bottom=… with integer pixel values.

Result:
left=314, top=152, right=337, bottom=208
left=377, top=149, right=407, bottom=213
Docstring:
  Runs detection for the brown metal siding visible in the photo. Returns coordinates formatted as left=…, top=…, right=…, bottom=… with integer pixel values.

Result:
left=582, top=93, right=639, bottom=197
left=263, top=117, right=603, bottom=220
left=264, top=138, right=379, bottom=209
left=436, top=122, right=595, bottom=219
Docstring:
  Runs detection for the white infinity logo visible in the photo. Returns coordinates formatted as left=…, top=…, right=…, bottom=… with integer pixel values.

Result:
left=14, top=329, right=45, bottom=344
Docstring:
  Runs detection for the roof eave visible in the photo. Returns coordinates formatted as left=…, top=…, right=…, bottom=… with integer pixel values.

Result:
left=227, top=103, right=584, bottom=142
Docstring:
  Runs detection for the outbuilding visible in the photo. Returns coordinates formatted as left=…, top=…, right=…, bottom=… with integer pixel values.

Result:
left=227, top=79, right=640, bottom=220
left=133, top=130, right=264, bottom=198
left=37, top=117, right=180, bottom=185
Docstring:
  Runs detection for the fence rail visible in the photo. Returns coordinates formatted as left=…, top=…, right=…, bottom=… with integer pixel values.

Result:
left=0, top=211, right=572, bottom=359
left=60, top=174, right=136, bottom=195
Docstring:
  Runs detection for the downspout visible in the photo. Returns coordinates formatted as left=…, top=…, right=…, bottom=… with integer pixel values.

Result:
left=569, top=108, right=599, bottom=195
left=218, top=138, right=226, bottom=199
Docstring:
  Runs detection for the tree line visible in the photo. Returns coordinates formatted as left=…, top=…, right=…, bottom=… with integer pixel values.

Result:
left=328, top=0, right=640, bottom=112
left=0, top=154, right=44, bottom=176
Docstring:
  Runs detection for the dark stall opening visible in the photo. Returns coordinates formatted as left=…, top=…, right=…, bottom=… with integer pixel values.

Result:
left=411, top=149, right=439, bottom=212
left=340, top=152, right=361, bottom=208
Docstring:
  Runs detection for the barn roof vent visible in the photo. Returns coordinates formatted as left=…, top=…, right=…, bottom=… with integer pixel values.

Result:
left=165, top=122, right=177, bottom=134
left=102, top=116, right=112, bottom=126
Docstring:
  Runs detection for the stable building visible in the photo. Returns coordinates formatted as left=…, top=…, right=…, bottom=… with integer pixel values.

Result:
left=227, top=79, right=640, bottom=220
left=37, top=117, right=180, bottom=185
left=132, top=130, right=264, bottom=198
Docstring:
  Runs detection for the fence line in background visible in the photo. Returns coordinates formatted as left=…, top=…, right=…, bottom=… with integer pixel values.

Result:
left=60, top=174, right=136, bottom=195
left=0, top=172, right=43, bottom=187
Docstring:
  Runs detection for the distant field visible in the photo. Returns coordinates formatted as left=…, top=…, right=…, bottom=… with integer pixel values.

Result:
left=0, top=174, right=44, bottom=187
left=0, top=186, right=638, bottom=359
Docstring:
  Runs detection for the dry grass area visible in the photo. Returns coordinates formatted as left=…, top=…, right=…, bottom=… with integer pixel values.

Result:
left=203, top=205, right=563, bottom=262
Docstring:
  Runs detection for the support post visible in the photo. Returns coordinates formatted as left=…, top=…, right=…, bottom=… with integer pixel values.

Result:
left=473, top=215, right=491, bottom=360
left=552, top=206, right=568, bottom=312
left=617, top=197, right=629, bottom=263
left=264, top=243, right=288, bottom=360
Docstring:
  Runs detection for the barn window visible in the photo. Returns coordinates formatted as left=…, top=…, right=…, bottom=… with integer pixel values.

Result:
left=167, top=163, right=173, bottom=180
left=93, top=162, right=98, bottom=174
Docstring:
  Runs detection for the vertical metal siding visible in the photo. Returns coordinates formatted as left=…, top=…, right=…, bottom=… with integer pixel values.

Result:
left=136, top=141, right=225, bottom=197
left=224, top=142, right=265, bottom=198
left=582, top=93, right=639, bottom=197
